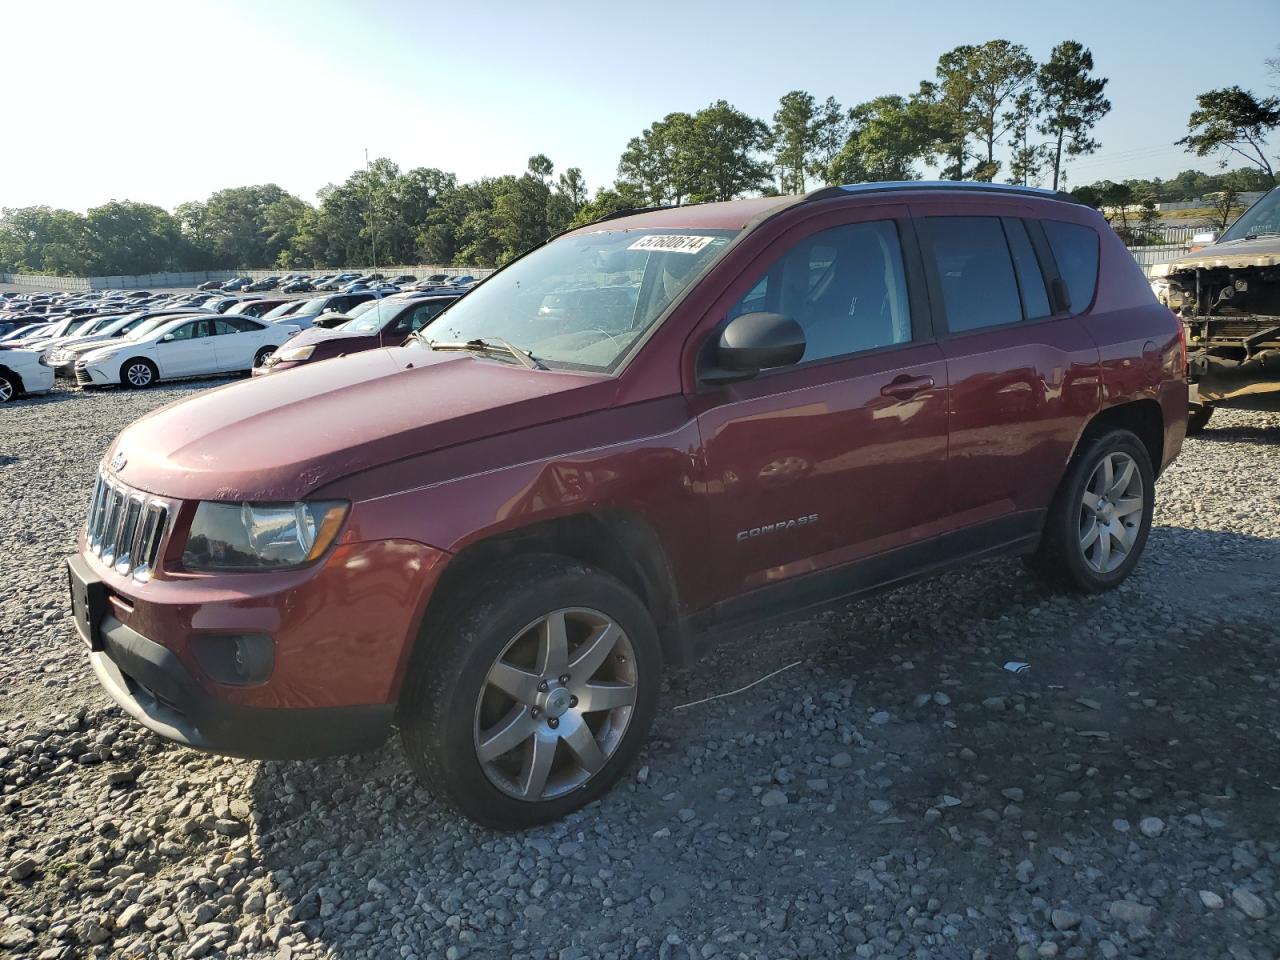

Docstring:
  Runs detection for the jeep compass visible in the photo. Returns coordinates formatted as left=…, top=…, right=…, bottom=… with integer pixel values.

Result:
left=69, top=182, right=1187, bottom=829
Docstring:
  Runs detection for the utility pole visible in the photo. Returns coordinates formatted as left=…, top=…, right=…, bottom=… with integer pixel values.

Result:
left=366, top=148, right=378, bottom=270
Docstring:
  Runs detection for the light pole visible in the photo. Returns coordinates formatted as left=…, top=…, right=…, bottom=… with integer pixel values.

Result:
left=366, top=148, right=378, bottom=270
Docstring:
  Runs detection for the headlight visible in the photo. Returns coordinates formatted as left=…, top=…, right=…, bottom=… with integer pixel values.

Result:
left=181, top=500, right=348, bottom=572
left=277, top=344, right=314, bottom=362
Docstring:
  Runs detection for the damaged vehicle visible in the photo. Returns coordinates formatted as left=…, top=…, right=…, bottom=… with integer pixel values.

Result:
left=1153, top=185, right=1280, bottom=433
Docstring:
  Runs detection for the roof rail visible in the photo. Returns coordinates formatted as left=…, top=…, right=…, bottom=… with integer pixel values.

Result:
left=805, top=180, right=1083, bottom=205
left=583, top=204, right=675, bottom=226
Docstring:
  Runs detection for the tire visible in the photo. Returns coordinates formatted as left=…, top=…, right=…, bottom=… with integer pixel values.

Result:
left=1024, top=428, right=1155, bottom=594
left=120, top=358, right=157, bottom=389
left=399, top=554, right=661, bottom=830
left=252, top=347, right=275, bottom=370
left=0, top=372, right=16, bottom=403
left=1186, top=402, right=1214, bottom=436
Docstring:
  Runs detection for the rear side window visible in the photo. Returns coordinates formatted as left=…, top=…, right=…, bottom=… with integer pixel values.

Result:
left=923, top=217, right=1022, bottom=332
left=1003, top=219, right=1052, bottom=320
left=1043, top=220, right=1099, bottom=313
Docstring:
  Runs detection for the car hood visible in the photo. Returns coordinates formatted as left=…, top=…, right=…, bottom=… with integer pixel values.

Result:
left=283, top=326, right=377, bottom=349
left=106, top=347, right=611, bottom=501
left=1161, top=235, right=1280, bottom=273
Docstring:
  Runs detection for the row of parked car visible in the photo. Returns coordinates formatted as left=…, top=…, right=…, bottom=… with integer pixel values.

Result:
left=199, top=272, right=476, bottom=295
left=0, top=275, right=477, bottom=402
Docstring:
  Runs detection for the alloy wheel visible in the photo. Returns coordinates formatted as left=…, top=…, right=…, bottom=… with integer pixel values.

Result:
left=1078, top=451, right=1144, bottom=574
left=126, top=363, right=153, bottom=387
left=0, top=377, right=13, bottom=402
left=473, top=607, right=638, bottom=802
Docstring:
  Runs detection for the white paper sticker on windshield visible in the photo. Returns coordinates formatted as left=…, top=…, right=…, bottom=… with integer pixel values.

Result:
left=628, top=234, right=718, bottom=254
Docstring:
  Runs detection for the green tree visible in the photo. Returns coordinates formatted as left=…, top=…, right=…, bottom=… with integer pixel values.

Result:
left=1177, top=86, right=1279, bottom=177
left=809, top=96, right=848, bottom=186
left=82, top=201, right=183, bottom=275
left=685, top=100, right=772, bottom=202
left=619, top=102, right=769, bottom=205
left=1006, top=88, right=1046, bottom=186
left=934, top=40, right=1036, bottom=181
left=770, top=90, right=818, bottom=193
left=1036, top=41, right=1110, bottom=190
left=618, top=112, right=698, bottom=205
left=828, top=95, right=937, bottom=184
left=570, top=183, right=647, bottom=228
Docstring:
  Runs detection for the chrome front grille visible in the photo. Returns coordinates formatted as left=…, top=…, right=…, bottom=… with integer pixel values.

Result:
left=86, top=472, right=170, bottom=581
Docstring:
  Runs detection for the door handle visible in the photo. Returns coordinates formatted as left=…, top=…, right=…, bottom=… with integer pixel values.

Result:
left=880, top=374, right=935, bottom=400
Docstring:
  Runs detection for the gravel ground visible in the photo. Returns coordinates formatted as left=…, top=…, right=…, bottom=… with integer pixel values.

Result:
left=1, top=381, right=1278, bottom=960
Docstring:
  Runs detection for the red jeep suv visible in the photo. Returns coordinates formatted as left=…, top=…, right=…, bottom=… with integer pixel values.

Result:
left=68, top=182, right=1186, bottom=829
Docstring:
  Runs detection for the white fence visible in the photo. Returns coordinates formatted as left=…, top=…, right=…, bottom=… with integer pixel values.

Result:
left=1, top=265, right=494, bottom=292
left=1126, top=243, right=1190, bottom=278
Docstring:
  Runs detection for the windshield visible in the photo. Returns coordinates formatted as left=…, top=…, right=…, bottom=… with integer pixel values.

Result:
left=296, top=296, right=332, bottom=316
left=126, top=315, right=183, bottom=340
left=1220, top=187, right=1280, bottom=242
left=339, top=299, right=406, bottom=332
left=419, top=228, right=738, bottom=370
left=263, top=300, right=301, bottom=319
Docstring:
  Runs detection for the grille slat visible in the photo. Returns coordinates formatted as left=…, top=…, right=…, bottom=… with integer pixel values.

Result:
left=85, top=471, right=171, bottom=581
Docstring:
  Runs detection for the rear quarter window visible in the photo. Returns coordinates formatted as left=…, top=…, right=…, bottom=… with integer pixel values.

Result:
left=1043, top=220, right=1099, bottom=313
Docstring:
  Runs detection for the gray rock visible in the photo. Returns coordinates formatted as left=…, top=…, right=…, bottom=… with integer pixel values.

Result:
left=1138, top=816, right=1165, bottom=838
left=1230, top=888, right=1268, bottom=920
left=1108, top=900, right=1154, bottom=926
left=1051, top=909, right=1081, bottom=931
left=1198, top=890, right=1224, bottom=910
left=760, top=789, right=788, bottom=808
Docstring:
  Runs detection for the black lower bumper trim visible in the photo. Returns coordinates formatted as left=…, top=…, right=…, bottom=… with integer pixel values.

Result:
left=89, top=615, right=392, bottom=760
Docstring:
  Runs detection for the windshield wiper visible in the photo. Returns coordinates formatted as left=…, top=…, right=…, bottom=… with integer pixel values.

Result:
left=420, top=336, right=546, bottom=370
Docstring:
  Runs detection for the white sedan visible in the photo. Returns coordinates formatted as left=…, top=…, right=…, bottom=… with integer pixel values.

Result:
left=75, top=314, right=300, bottom=388
left=0, top=348, right=55, bottom=403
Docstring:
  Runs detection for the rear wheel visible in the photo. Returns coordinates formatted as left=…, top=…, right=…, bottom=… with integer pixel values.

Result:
left=399, top=555, right=661, bottom=829
left=1025, top=428, right=1155, bottom=593
left=121, top=358, right=157, bottom=389
left=1186, top=402, right=1214, bottom=436
left=252, top=347, right=275, bottom=370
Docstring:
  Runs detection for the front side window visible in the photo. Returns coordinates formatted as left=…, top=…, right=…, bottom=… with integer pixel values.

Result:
left=727, top=220, right=912, bottom=363
left=420, top=228, right=739, bottom=371
left=1042, top=220, right=1099, bottom=313
left=924, top=216, right=1023, bottom=333
left=165, top=320, right=207, bottom=341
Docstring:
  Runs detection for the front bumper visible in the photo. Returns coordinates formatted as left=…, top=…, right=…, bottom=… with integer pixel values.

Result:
left=74, top=363, right=114, bottom=387
left=89, top=613, right=393, bottom=759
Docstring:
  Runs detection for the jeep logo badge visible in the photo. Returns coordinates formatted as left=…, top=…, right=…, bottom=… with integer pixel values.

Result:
left=109, top=451, right=127, bottom=472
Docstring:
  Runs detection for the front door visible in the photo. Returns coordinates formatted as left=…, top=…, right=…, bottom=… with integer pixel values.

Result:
left=154, top=319, right=215, bottom=378
left=693, top=208, right=949, bottom=607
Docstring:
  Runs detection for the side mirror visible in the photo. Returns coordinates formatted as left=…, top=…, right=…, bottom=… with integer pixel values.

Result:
left=160, top=334, right=174, bottom=343
left=702, top=312, right=805, bottom=384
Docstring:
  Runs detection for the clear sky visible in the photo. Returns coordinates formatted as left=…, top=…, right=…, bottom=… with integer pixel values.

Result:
left=3, top=0, right=1277, bottom=212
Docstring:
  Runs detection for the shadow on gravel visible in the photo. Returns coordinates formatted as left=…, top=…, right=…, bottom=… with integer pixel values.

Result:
left=1191, top=424, right=1280, bottom=445
left=248, top=526, right=1280, bottom=958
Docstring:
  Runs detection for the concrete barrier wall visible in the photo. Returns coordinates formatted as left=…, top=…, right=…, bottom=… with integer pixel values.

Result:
left=2, top=265, right=495, bottom=292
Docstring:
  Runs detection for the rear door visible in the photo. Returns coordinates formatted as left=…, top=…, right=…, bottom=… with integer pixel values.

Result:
left=210, top=316, right=268, bottom=371
left=911, top=201, right=1101, bottom=530
left=692, top=205, right=950, bottom=606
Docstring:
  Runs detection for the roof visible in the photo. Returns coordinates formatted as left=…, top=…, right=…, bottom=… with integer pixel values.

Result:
left=572, top=180, right=1082, bottom=235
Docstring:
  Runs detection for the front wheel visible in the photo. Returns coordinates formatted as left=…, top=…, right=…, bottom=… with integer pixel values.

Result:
left=120, top=358, right=157, bottom=389
left=0, top=373, right=16, bottom=403
left=399, top=555, right=661, bottom=829
left=1024, top=428, right=1155, bottom=593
